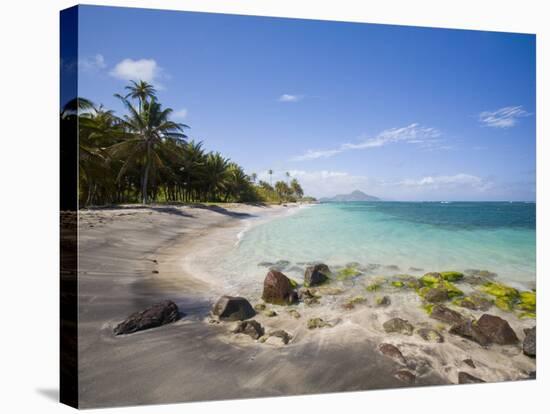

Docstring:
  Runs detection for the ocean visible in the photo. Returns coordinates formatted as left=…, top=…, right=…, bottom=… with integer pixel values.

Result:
left=206, top=202, right=536, bottom=296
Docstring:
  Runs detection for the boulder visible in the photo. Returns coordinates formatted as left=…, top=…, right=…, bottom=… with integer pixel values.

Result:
left=262, top=270, right=298, bottom=305
left=416, top=328, right=444, bottom=343
left=430, top=305, right=466, bottom=325
left=232, top=320, right=264, bottom=339
left=523, top=327, right=536, bottom=358
left=449, top=320, right=491, bottom=347
left=378, top=343, right=406, bottom=364
left=425, top=288, right=449, bottom=303
left=476, top=314, right=518, bottom=345
left=304, top=263, right=331, bottom=287
left=114, top=300, right=181, bottom=335
left=394, top=370, right=416, bottom=384
left=458, top=372, right=485, bottom=384
left=383, top=318, right=414, bottom=336
left=212, top=296, right=255, bottom=321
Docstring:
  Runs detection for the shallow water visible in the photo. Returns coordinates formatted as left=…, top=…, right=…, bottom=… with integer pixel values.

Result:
left=203, top=202, right=535, bottom=295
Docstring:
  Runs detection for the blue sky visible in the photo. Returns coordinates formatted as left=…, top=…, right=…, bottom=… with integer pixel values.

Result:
left=75, top=5, right=536, bottom=201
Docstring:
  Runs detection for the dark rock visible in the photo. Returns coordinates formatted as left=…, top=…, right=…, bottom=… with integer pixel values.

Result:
left=394, top=370, right=416, bottom=384
left=262, top=270, right=298, bottom=305
left=458, top=372, right=485, bottom=384
left=430, top=305, right=467, bottom=325
left=114, top=300, right=181, bottom=335
left=212, top=296, right=255, bottom=321
left=378, top=343, right=406, bottom=364
left=463, top=358, right=476, bottom=368
left=233, top=320, right=264, bottom=339
left=416, top=328, right=444, bottom=343
left=304, top=263, right=331, bottom=287
left=268, top=330, right=292, bottom=345
left=425, top=288, right=449, bottom=303
left=449, top=320, right=491, bottom=347
left=383, top=318, right=414, bottom=335
left=523, top=327, right=536, bottom=358
left=476, top=314, right=519, bottom=345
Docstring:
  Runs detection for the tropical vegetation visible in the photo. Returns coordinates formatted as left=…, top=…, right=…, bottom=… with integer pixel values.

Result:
left=63, top=80, right=311, bottom=207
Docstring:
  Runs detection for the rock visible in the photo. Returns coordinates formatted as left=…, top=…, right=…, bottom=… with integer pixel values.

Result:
left=416, top=328, right=444, bottom=343
left=254, top=303, right=266, bottom=311
left=307, top=317, right=331, bottom=329
left=409, top=267, right=424, bottom=272
left=420, top=272, right=442, bottom=287
left=385, top=264, right=400, bottom=271
left=343, top=296, right=367, bottom=310
left=287, top=309, right=301, bottom=319
left=304, top=263, right=331, bottom=287
left=424, top=288, right=449, bottom=303
left=212, top=296, right=255, bottom=321
left=449, top=320, right=491, bottom=347
left=455, top=295, right=492, bottom=311
left=264, top=310, right=277, bottom=317
left=258, top=261, right=274, bottom=267
left=268, top=330, right=292, bottom=345
left=440, top=271, right=464, bottom=282
left=151, top=270, right=159, bottom=274
left=233, top=320, right=264, bottom=339
left=523, top=327, right=536, bottom=358
left=430, top=305, right=467, bottom=325
left=463, top=358, right=476, bottom=368
left=114, top=300, right=181, bottom=335
left=378, top=343, right=406, bottom=364
left=476, top=314, right=519, bottom=345
left=394, top=370, right=416, bottom=384
left=383, top=318, right=414, bottom=336
left=262, top=270, right=298, bottom=305
left=375, top=296, right=391, bottom=307
left=458, top=372, right=485, bottom=384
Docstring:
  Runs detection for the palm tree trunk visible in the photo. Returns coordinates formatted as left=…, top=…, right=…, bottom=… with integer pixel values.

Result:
left=142, top=143, right=151, bottom=204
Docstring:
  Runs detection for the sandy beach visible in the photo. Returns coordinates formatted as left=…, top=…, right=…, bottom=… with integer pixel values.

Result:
left=76, top=203, right=534, bottom=408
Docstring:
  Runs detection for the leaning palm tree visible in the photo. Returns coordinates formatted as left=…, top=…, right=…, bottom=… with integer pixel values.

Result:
left=110, top=96, right=189, bottom=204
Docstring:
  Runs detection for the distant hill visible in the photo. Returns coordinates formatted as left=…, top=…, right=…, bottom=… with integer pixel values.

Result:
left=319, top=190, right=381, bottom=202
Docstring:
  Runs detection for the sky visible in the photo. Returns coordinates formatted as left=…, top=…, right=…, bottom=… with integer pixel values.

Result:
left=74, top=5, right=536, bottom=201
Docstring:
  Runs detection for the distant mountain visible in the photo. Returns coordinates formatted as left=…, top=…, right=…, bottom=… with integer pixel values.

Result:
left=319, top=190, right=381, bottom=202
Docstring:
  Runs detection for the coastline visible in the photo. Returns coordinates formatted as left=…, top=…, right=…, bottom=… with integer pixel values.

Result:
left=77, top=203, right=534, bottom=408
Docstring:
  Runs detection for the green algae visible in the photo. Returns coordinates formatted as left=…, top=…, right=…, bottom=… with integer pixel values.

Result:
left=517, top=291, right=536, bottom=312
left=420, top=272, right=442, bottom=287
left=440, top=271, right=464, bottom=282
left=336, top=266, right=362, bottom=280
left=391, top=281, right=405, bottom=288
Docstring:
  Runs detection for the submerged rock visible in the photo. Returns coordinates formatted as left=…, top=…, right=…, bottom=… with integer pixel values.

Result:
left=375, top=295, right=391, bottom=307
left=114, top=300, right=181, bottom=335
left=232, top=320, right=264, bottom=339
left=416, top=328, right=444, bottom=343
left=383, top=318, right=414, bottom=336
left=430, top=305, right=466, bottom=325
left=213, top=296, right=255, bottom=321
left=523, top=327, right=536, bottom=358
left=424, top=288, right=449, bottom=303
left=287, top=309, right=301, bottom=319
left=449, top=320, right=491, bottom=347
left=394, top=370, right=416, bottom=384
left=262, top=270, right=298, bottom=305
left=378, top=343, right=406, bottom=364
left=458, top=372, right=485, bottom=384
left=307, top=317, right=331, bottom=329
left=476, top=314, right=518, bottom=345
left=267, top=329, right=292, bottom=345
left=304, top=263, right=331, bottom=287
left=454, top=294, right=493, bottom=311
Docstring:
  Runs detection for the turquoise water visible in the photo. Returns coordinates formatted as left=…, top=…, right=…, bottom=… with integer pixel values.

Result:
left=229, top=202, right=535, bottom=289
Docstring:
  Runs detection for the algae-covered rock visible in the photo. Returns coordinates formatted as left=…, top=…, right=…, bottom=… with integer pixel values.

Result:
left=288, top=278, right=299, bottom=289
left=304, top=263, right=331, bottom=287
left=254, top=303, right=266, bottom=311
left=440, top=271, right=464, bottom=282
left=287, top=309, right=301, bottom=319
left=307, top=317, right=331, bottom=329
left=336, top=266, right=362, bottom=280
left=391, top=281, right=405, bottom=288
left=366, top=281, right=383, bottom=292
left=383, top=317, right=414, bottom=335
left=416, top=328, right=444, bottom=343
left=264, top=309, right=277, bottom=317
left=517, top=291, right=536, bottom=312
left=479, top=282, right=519, bottom=301
left=267, top=329, right=292, bottom=345
left=376, top=295, right=391, bottom=307
left=420, top=272, right=442, bottom=287
left=424, top=287, right=449, bottom=303
left=454, top=294, right=493, bottom=311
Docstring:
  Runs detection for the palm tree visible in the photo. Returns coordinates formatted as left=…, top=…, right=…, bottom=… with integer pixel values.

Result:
left=285, top=171, right=290, bottom=185
left=290, top=178, right=304, bottom=199
left=204, top=152, right=230, bottom=201
left=122, top=80, right=157, bottom=114
left=250, top=172, right=257, bottom=184
left=110, top=95, right=189, bottom=204
left=268, top=169, right=273, bottom=186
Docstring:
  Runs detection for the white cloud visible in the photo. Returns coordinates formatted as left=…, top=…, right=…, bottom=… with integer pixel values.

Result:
left=109, top=58, right=163, bottom=85
left=398, top=174, right=493, bottom=192
left=79, top=54, right=106, bottom=72
left=479, top=106, right=530, bottom=128
left=292, top=123, right=442, bottom=161
left=278, top=94, right=304, bottom=102
left=173, top=108, right=188, bottom=119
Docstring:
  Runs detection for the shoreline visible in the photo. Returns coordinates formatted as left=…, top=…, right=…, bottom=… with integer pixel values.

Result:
left=77, top=203, right=535, bottom=408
